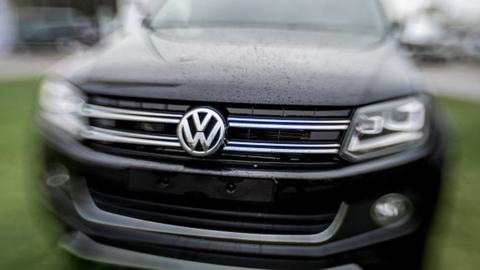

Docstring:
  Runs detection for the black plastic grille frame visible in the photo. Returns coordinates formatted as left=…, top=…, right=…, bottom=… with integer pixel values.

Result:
left=87, top=176, right=342, bottom=235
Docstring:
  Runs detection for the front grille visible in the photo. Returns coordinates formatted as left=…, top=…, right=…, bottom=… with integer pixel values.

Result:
left=80, top=95, right=353, bottom=167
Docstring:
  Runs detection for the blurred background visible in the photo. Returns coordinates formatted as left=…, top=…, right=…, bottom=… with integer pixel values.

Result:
left=0, top=0, right=479, bottom=269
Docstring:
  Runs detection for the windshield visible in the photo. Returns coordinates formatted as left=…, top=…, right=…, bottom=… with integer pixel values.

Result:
left=148, top=0, right=386, bottom=36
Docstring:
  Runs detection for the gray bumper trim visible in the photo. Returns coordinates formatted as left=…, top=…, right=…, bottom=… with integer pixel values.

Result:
left=60, top=232, right=363, bottom=270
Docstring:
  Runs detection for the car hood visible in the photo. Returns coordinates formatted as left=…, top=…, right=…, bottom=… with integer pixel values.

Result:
left=51, top=29, right=424, bottom=107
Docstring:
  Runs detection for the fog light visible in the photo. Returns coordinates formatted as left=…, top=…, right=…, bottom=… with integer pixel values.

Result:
left=46, top=164, right=71, bottom=187
left=371, top=193, right=412, bottom=227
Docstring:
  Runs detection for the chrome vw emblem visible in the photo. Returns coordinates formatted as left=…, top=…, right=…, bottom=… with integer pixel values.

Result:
left=177, top=107, right=226, bottom=157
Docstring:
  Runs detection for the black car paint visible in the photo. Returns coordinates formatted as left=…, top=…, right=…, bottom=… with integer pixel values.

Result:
left=49, top=29, right=423, bottom=107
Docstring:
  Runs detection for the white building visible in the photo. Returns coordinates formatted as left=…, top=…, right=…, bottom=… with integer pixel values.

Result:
left=438, top=0, right=480, bottom=25
left=0, top=0, right=16, bottom=55
left=382, top=0, right=480, bottom=25
left=381, top=0, right=434, bottom=21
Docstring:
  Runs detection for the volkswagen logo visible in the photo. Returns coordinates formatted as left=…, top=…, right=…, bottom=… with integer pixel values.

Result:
left=177, top=107, right=226, bottom=157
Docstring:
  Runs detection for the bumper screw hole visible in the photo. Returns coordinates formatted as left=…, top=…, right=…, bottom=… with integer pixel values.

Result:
left=226, top=183, right=236, bottom=194
left=157, top=177, right=170, bottom=189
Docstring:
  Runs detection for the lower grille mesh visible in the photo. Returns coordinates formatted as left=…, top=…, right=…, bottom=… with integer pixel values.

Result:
left=87, top=177, right=341, bottom=235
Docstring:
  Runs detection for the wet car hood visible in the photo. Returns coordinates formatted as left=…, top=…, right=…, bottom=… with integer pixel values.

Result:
left=51, top=28, right=425, bottom=107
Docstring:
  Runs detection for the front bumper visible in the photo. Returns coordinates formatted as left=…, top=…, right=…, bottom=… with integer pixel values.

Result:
left=61, top=232, right=362, bottom=270
left=37, top=124, right=445, bottom=270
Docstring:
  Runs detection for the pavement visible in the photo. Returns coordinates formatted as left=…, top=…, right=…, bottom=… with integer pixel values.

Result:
left=420, top=62, right=480, bottom=103
left=0, top=53, right=67, bottom=80
left=0, top=53, right=480, bottom=103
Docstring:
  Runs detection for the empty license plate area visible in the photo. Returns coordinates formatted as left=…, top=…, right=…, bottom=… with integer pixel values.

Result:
left=128, top=170, right=275, bottom=203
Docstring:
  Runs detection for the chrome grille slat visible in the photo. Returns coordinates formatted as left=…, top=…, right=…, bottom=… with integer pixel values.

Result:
left=227, top=141, right=340, bottom=148
left=229, top=122, right=349, bottom=131
left=81, top=128, right=181, bottom=148
left=86, top=105, right=184, bottom=118
left=81, top=129, right=339, bottom=153
left=81, top=105, right=181, bottom=124
left=87, top=127, right=179, bottom=141
left=223, top=146, right=339, bottom=154
left=229, top=116, right=350, bottom=124
left=226, top=141, right=340, bottom=153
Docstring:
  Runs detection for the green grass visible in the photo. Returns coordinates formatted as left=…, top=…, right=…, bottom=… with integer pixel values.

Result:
left=0, top=79, right=71, bottom=269
left=0, top=78, right=479, bottom=270
left=425, top=97, right=480, bottom=270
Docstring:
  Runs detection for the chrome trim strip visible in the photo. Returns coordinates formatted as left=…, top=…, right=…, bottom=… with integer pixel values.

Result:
left=87, top=127, right=179, bottom=141
left=229, top=122, right=349, bottom=130
left=71, top=179, right=349, bottom=244
left=81, top=105, right=181, bottom=124
left=228, top=141, right=340, bottom=148
left=81, top=128, right=181, bottom=148
left=229, top=117, right=350, bottom=124
left=81, top=128, right=340, bottom=154
left=224, top=146, right=339, bottom=154
left=61, top=232, right=363, bottom=270
left=86, top=104, right=183, bottom=118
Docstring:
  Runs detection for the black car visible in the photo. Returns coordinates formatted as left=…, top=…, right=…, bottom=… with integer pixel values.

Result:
left=36, top=0, right=446, bottom=269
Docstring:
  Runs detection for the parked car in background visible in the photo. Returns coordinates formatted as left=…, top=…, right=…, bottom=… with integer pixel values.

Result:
left=401, top=15, right=459, bottom=61
left=17, top=7, right=99, bottom=51
left=463, top=34, right=480, bottom=60
left=36, top=0, right=446, bottom=269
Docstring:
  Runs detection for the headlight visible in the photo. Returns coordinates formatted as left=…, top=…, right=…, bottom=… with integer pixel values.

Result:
left=38, top=79, right=86, bottom=137
left=342, top=97, right=428, bottom=161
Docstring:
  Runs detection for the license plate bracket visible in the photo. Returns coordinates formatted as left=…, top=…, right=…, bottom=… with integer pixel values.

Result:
left=128, top=170, right=275, bottom=203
